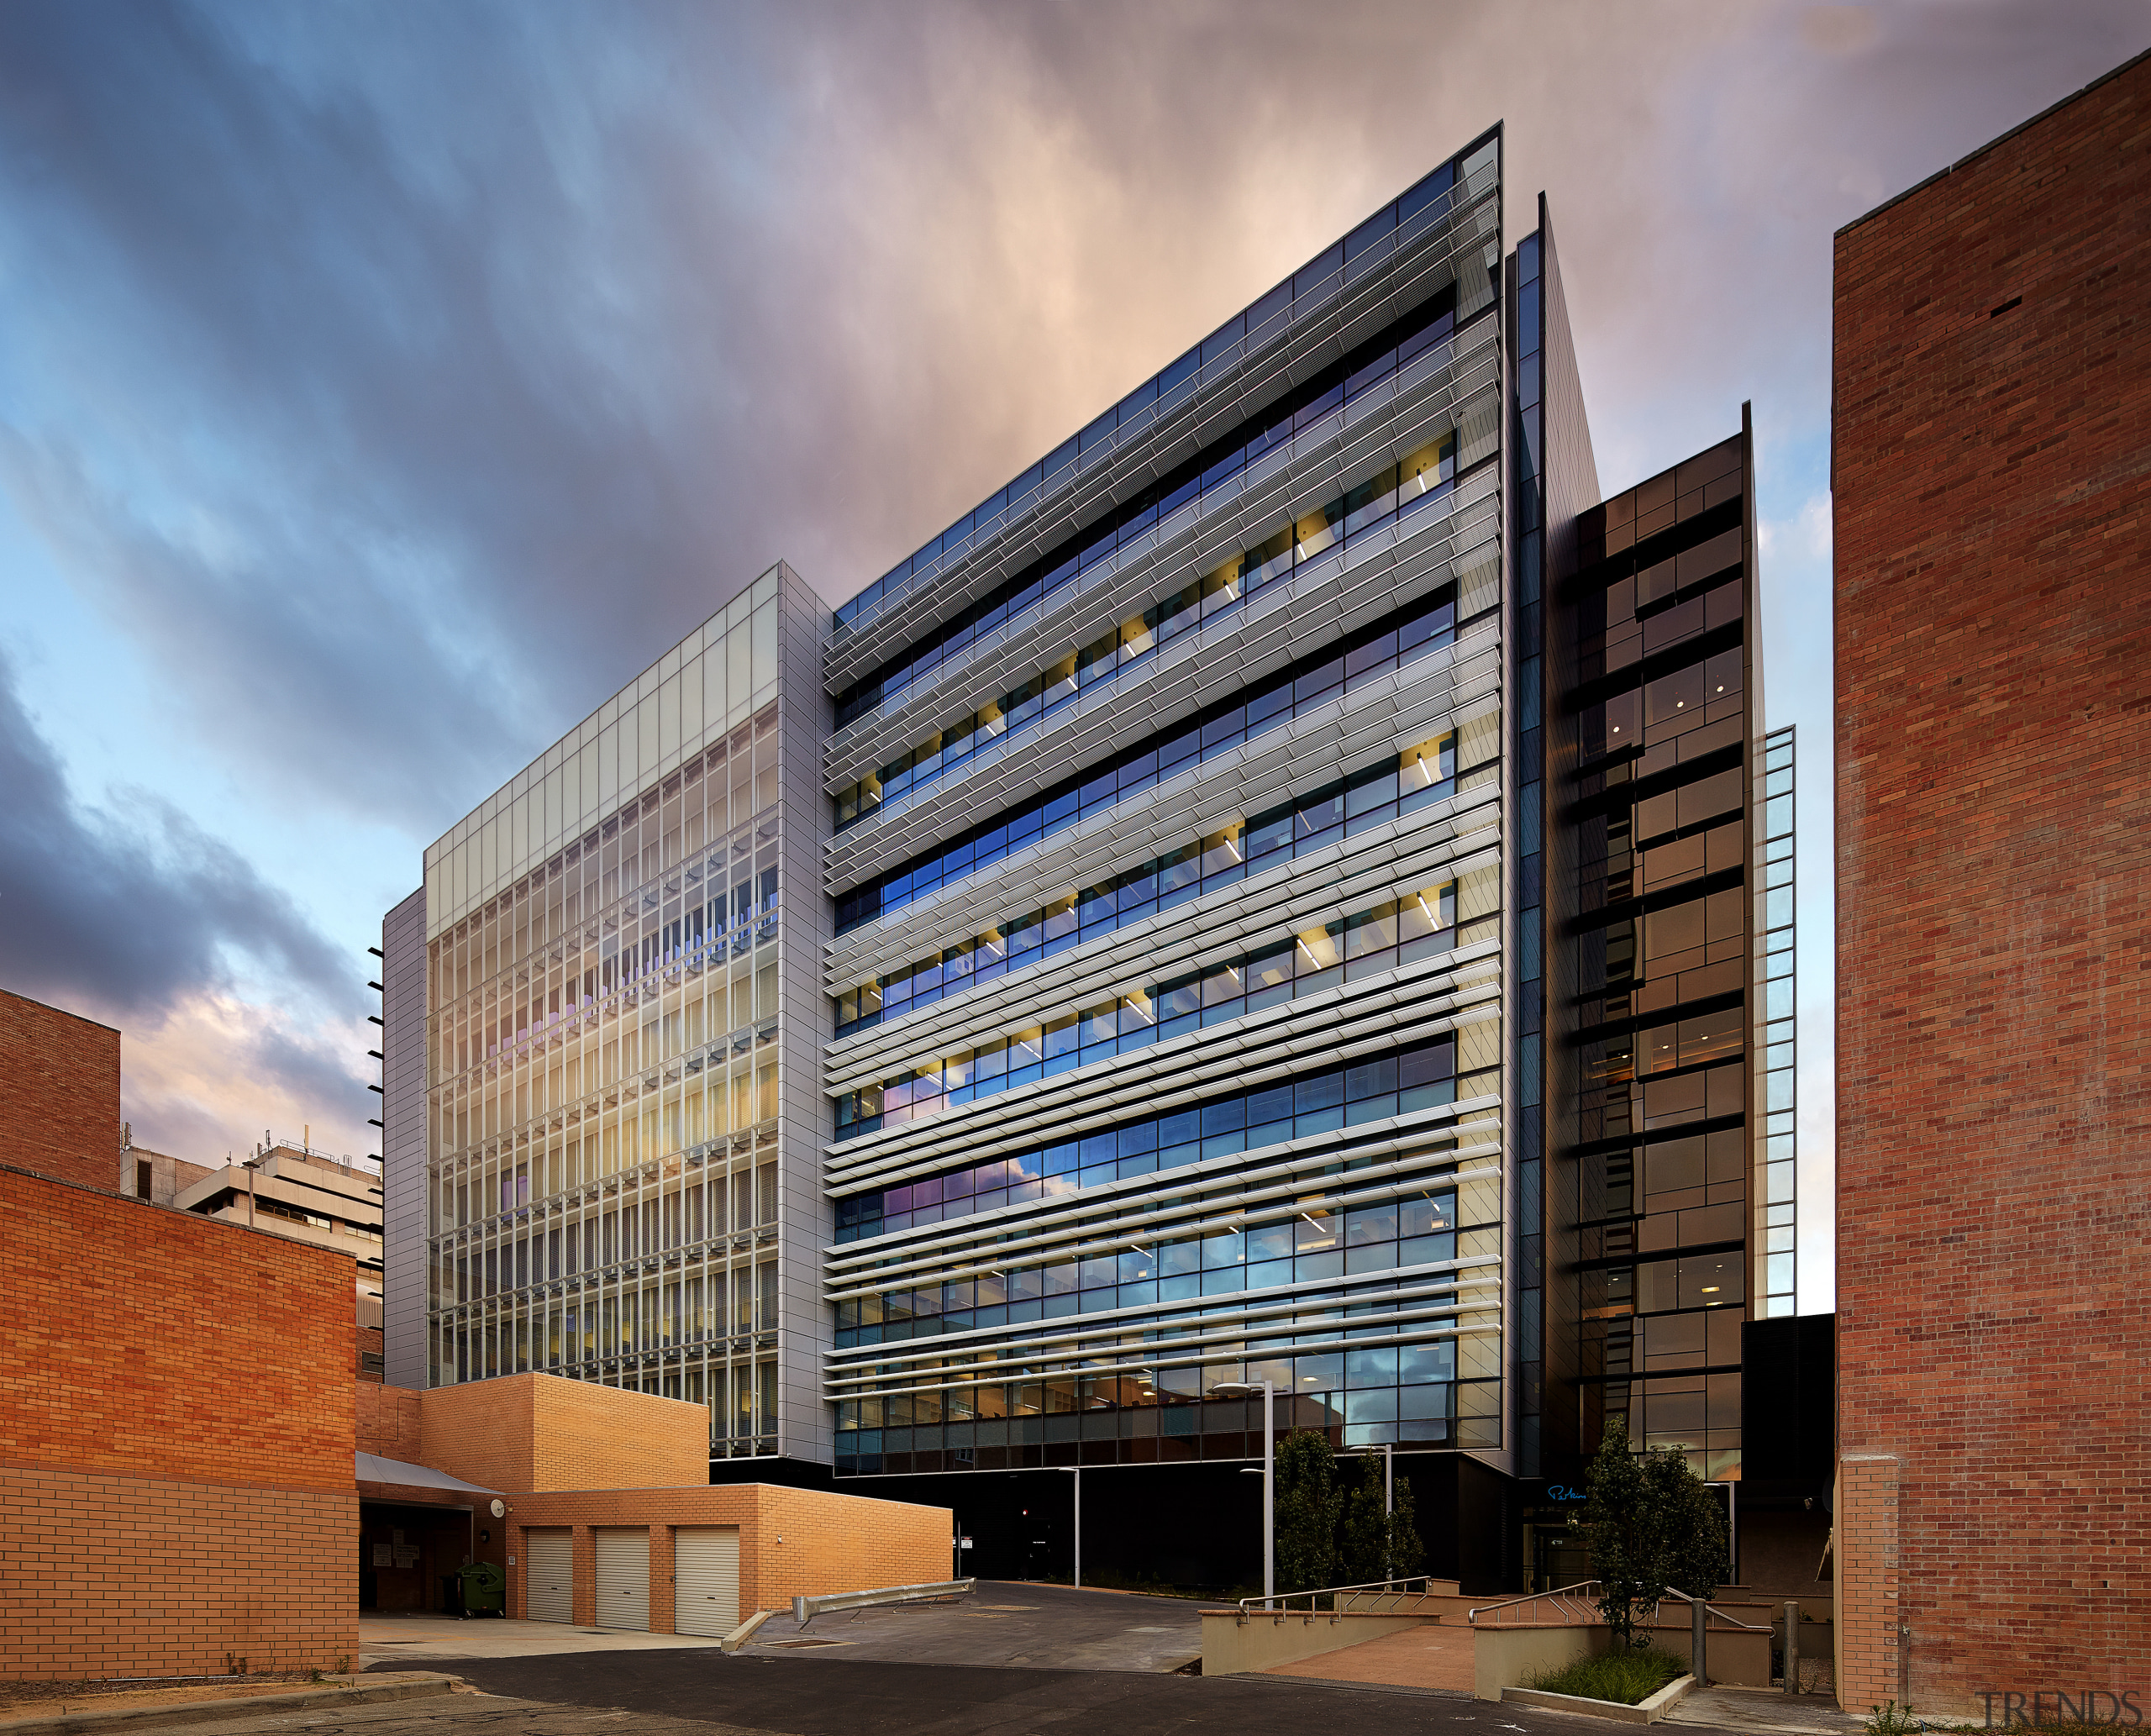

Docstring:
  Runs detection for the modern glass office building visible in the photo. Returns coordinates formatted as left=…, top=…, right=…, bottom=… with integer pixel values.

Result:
left=383, top=121, right=1793, bottom=1590
left=380, top=565, right=840, bottom=1468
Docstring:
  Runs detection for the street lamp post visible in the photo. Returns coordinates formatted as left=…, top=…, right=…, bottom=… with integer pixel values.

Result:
left=1209, top=1380, right=1275, bottom=1603
left=1058, top=1465, right=1081, bottom=1589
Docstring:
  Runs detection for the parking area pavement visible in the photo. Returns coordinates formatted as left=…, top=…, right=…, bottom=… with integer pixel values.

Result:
left=338, top=1651, right=1681, bottom=1736
left=739, top=1579, right=1207, bottom=1672
left=360, top=1612, right=723, bottom=1666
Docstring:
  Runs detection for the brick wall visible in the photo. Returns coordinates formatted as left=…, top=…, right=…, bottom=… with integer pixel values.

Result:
left=1, top=1167, right=353, bottom=1480
left=356, top=1382, right=424, bottom=1460
left=0, top=1167, right=357, bottom=1678
left=1833, top=50, right=2151, bottom=1718
left=0, top=1468, right=355, bottom=1680
left=416, top=1372, right=707, bottom=1493
left=503, top=1483, right=950, bottom=1628
left=0, top=989, right=119, bottom=1192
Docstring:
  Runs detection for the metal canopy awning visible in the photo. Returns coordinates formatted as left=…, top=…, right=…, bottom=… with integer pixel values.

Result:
left=355, top=1451, right=502, bottom=1497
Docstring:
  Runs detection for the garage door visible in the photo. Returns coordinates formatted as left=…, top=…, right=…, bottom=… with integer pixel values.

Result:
left=673, top=1528, right=740, bottom=1637
left=593, top=1528, right=650, bottom=1631
left=524, top=1529, right=571, bottom=1624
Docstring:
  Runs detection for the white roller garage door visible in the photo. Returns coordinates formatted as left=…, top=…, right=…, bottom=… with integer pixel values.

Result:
left=673, top=1528, right=740, bottom=1637
left=593, top=1528, right=650, bottom=1631
left=523, top=1530, right=571, bottom=1624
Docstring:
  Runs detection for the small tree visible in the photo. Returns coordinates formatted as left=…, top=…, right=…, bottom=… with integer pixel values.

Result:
left=1274, top=1430, right=1342, bottom=1592
left=1390, top=1464, right=1427, bottom=1579
left=1569, top=1419, right=1729, bottom=1648
left=1341, top=1453, right=1428, bottom=1585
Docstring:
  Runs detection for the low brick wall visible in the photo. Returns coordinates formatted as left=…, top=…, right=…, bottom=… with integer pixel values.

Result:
left=0, top=1466, right=355, bottom=1680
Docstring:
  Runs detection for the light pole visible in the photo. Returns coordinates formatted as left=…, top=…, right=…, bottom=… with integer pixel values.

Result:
left=1058, top=1465, right=1081, bottom=1589
left=1209, top=1380, right=1274, bottom=1602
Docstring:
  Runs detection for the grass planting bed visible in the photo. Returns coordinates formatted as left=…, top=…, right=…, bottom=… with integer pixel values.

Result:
left=1525, top=1647, right=1687, bottom=1706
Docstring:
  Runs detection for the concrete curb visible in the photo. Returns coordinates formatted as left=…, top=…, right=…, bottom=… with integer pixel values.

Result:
left=1502, top=1674, right=1697, bottom=1723
left=0, top=1673, right=459, bottom=1734
left=720, top=1610, right=776, bottom=1653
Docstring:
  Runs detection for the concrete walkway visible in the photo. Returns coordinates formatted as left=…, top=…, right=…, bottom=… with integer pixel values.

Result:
left=0, top=1673, right=455, bottom=1733
left=1256, top=1623, right=1476, bottom=1694
left=360, top=1612, right=723, bottom=1665
left=1666, top=1684, right=1862, bottom=1735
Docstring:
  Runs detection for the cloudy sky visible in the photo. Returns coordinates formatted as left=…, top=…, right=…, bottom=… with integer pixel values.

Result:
left=0, top=0, right=2142, bottom=1298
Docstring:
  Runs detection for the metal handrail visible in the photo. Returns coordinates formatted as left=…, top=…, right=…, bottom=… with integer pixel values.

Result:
left=1469, top=1581, right=1604, bottom=1626
left=793, top=1578, right=974, bottom=1629
left=1236, top=1575, right=1439, bottom=1621
left=1465, top=1581, right=1773, bottom=1632
left=1653, top=1587, right=1773, bottom=1632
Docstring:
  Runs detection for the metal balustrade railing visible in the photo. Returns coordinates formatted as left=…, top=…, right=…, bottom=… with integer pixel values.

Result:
left=1467, top=1580, right=1605, bottom=1626
left=1233, top=1576, right=1442, bottom=1623
left=1466, top=1581, right=1775, bottom=1633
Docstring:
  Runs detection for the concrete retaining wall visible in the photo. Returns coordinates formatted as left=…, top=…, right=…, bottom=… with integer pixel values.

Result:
left=1200, top=1610, right=1428, bottom=1676
left=1473, top=1624, right=1611, bottom=1700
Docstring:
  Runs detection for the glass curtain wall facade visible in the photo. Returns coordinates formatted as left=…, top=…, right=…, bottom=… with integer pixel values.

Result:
left=1754, top=725, right=1796, bottom=1317
left=383, top=563, right=834, bottom=1463
left=818, top=130, right=1518, bottom=1497
left=1559, top=426, right=1762, bottom=1483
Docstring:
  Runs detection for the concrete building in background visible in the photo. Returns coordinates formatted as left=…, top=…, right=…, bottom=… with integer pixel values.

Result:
left=119, top=1136, right=213, bottom=1207
left=174, top=1139, right=387, bottom=1381
left=1833, top=50, right=2151, bottom=1714
left=383, top=122, right=1822, bottom=1591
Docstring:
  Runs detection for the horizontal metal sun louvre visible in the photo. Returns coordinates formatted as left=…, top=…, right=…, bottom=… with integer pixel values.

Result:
left=821, top=948, right=1502, bottom=1184
left=822, top=1141, right=1504, bottom=1297
left=818, top=638, right=1503, bottom=990
left=823, top=481, right=1504, bottom=889
left=821, top=167, right=1500, bottom=686
left=820, top=332, right=1502, bottom=789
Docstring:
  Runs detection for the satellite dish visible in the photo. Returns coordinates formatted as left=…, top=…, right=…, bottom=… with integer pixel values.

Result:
left=490, top=1499, right=507, bottom=1519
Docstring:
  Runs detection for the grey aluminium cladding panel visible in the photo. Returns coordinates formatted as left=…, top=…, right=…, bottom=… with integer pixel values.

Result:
left=381, top=884, right=429, bottom=1391
left=772, top=569, right=837, bottom=1465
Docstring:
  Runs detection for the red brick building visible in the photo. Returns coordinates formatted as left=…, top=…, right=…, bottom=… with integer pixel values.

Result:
left=0, top=989, right=359, bottom=1680
left=353, top=1372, right=951, bottom=1632
left=1833, top=50, right=2151, bottom=1715
left=0, top=1166, right=357, bottom=1678
left=0, top=989, right=120, bottom=1192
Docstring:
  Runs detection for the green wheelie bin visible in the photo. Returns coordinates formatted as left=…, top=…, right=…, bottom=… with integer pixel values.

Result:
left=456, top=1560, right=506, bottom=1618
